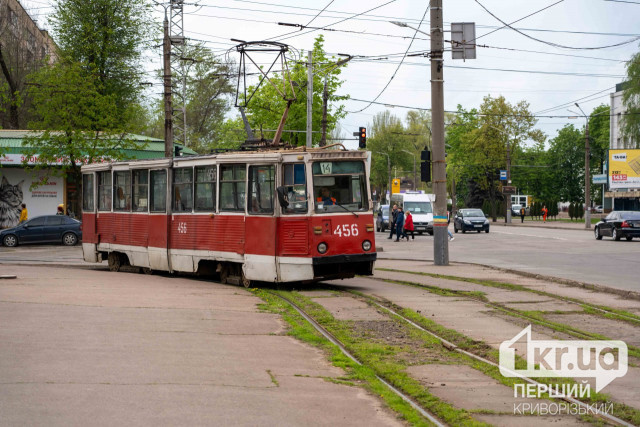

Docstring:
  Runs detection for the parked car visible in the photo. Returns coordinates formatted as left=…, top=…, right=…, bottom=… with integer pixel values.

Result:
left=376, top=204, right=390, bottom=232
left=593, top=205, right=603, bottom=213
left=594, top=211, right=640, bottom=241
left=453, top=209, right=490, bottom=233
left=0, top=215, right=82, bottom=247
left=511, top=204, right=523, bottom=216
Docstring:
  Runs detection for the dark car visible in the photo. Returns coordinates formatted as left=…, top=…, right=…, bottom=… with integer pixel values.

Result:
left=453, top=208, right=490, bottom=233
left=376, top=204, right=390, bottom=232
left=0, top=215, right=82, bottom=247
left=594, top=211, right=640, bottom=241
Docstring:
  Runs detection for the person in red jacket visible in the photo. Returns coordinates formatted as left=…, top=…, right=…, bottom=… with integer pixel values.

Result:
left=403, top=210, right=415, bottom=241
left=542, top=205, right=548, bottom=223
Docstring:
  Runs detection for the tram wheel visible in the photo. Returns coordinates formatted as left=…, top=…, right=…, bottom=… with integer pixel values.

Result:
left=219, top=264, right=229, bottom=284
left=241, top=273, right=252, bottom=288
left=141, top=267, right=153, bottom=275
left=108, top=253, right=121, bottom=272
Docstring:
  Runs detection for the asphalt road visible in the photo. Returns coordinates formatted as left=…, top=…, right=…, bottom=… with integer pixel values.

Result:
left=376, top=224, right=640, bottom=293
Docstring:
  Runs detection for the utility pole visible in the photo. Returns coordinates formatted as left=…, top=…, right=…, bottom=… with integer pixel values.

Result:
left=575, top=102, right=591, bottom=229
left=306, top=51, right=313, bottom=148
left=163, top=14, right=173, bottom=158
left=431, top=0, right=448, bottom=265
left=506, top=139, right=512, bottom=223
left=320, top=77, right=328, bottom=146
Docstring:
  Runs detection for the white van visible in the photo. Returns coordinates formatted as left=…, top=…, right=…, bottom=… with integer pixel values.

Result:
left=390, top=192, right=434, bottom=235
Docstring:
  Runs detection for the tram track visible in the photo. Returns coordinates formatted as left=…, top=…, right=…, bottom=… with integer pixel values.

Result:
left=267, top=286, right=635, bottom=426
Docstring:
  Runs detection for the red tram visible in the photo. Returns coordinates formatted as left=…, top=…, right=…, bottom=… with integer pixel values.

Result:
left=81, top=148, right=376, bottom=286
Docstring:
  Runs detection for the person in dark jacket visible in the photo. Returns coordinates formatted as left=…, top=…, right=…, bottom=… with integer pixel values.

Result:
left=394, top=206, right=405, bottom=242
left=388, top=204, right=398, bottom=239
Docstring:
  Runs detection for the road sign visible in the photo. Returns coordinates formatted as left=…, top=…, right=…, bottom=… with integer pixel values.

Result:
left=500, top=170, right=507, bottom=181
left=451, top=22, right=476, bottom=60
left=502, top=186, right=516, bottom=194
left=592, top=174, right=607, bottom=185
left=392, top=178, right=400, bottom=195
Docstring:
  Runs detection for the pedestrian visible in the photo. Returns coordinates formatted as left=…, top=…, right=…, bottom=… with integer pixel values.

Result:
left=19, top=203, right=28, bottom=223
left=520, top=206, right=525, bottom=223
left=56, top=204, right=64, bottom=215
left=394, top=206, right=404, bottom=242
left=447, top=228, right=454, bottom=241
left=403, top=210, right=415, bottom=240
left=542, top=205, right=548, bottom=223
left=388, top=204, right=398, bottom=239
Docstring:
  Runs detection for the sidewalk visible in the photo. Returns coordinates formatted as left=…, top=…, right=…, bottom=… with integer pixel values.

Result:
left=492, top=218, right=594, bottom=231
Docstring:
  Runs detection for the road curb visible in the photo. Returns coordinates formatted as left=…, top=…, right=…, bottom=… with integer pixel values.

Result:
left=494, top=222, right=592, bottom=232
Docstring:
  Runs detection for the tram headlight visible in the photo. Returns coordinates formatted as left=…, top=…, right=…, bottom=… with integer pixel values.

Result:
left=362, top=240, right=372, bottom=251
left=317, top=242, right=328, bottom=254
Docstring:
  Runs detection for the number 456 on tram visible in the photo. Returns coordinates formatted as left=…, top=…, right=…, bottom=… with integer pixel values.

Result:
left=80, top=148, right=376, bottom=287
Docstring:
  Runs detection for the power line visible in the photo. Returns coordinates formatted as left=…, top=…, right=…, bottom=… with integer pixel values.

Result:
left=534, top=87, right=614, bottom=115
left=347, top=4, right=429, bottom=114
left=474, top=0, right=640, bottom=50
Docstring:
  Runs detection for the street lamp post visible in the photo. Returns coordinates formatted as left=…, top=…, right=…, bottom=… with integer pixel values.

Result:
left=488, top=125, right=513, bottom=223
left=373, top=152, right=392, bottom=204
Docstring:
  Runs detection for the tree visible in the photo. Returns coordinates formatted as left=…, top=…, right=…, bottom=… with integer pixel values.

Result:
left=547, top=124, right=584, bottom=203
left=244, top=35, right=348, bottom=146
left=49, top=0, right=153, bottom=121
left=588, top=104, right=610, bottom=202
left=447, top=96, right=544, bottom=220
left=621, top=49, right=640, bottom=146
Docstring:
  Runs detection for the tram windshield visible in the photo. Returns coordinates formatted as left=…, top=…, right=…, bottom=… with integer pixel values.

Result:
left=312, top=161, right=368, bottom=213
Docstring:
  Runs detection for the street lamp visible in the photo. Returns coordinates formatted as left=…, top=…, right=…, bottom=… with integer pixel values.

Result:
left=488, top=125, right=513, bottom=223
left=372, top=151, right=392, bottom=204
left=401, top=150, right=417, bottom=190
left=573, top=103, right=592, bottom=229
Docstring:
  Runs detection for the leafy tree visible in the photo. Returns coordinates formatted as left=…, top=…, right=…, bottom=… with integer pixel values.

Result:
left=244, top=35, right=348, bottom=146
left=588, top=104, right=610, bottom=202
left=367, top=110, right=413, bottom=200
left=547, top=125, right=584, bottom=203
left=49, top=0, right=153, bottom=121
left=621, top=49, right=640, bottom=146
left=569, top=202, right=575, bottom=220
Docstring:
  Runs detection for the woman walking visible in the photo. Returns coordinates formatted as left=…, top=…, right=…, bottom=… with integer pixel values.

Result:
left=403, top=210, right=415, bottom=240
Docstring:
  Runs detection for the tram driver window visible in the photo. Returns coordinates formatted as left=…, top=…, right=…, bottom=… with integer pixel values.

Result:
left=98, top=171, right=112, bottom=211
left=195, top=166, right=216, bottom=212
left=82, top=173, right=94, bottom=212
left=113, top=171, right=131, bottom=211
left=248, top=165, right=274, bottom=215
left=220, top=164, right=246, bottom=212
left=150, top=170, right=167, bottom=212
left=132, top=169, right=149, bottom=212
left=173, top=168, right=193, bottom=212
left=282, top=163, right=307, bottom=214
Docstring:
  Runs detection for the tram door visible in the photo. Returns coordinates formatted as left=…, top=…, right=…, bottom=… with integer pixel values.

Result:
left=244, top=164, right=278, bottom=281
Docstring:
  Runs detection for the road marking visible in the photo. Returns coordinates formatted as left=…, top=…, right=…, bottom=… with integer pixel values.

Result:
left=491, top=230, right=568, bottom=241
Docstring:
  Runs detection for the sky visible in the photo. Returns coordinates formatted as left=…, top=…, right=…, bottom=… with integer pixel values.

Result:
left=23, top=0, right=640, bottom=150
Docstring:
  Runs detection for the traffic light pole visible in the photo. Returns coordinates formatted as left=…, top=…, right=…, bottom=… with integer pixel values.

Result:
left=431, top=0, right=448, bottom=265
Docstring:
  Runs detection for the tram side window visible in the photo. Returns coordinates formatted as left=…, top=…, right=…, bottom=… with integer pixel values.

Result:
left=98, top=171, right=112, bottom=211
left=248, top=165, right=275, bottom=215
left=132, top=169, right=149, bottom=212
left=220, top=164, right=246, bottom=212
left=173, top=167, right=193, bottom=212
left=113, top=171, right=131, bottom=211
left=282, top=163, right=307, bottom=214
left=150, top=170, right=167, bottom=212
left=82, top=174, right=94, bottom=211
left=195, top=166, right=216, bottom=212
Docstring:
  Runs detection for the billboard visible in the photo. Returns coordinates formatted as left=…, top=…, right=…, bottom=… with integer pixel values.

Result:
left=608, top=149, right=640, bottom=189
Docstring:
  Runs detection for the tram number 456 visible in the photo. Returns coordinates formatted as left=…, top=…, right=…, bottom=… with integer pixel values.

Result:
left=334, top=224, right=359, bottom=237
left=177, top=222, right=187, bottom=234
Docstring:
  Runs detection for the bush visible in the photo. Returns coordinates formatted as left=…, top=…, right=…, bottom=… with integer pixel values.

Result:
left=577, top=203, right=584, bottom=219
left=482, top=199, right=491, bottom=216
left=568, top=202, right=575, bottom=220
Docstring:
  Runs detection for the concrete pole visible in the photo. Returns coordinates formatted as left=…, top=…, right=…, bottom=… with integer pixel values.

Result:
left=306, top=51, right=313, bottom=148
left=163, top=16, right=173, bottom=158
left=506, top=140, right=512, bottom=223
left=585, top=119, right=591, bottom=228
left=320, top=76, right=328, bottom=146
left=387, top=155, right=392, bottom=204
left=431, top=0, right=448, bottom=265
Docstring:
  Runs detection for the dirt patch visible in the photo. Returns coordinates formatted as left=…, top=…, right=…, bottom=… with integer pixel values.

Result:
left=311, top=296, right=388, bottom=321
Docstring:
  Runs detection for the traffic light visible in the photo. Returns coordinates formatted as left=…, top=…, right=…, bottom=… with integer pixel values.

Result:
left=420, top=149, right=431, bottom=182
left=358, top=127, right=367, bottom=149
left=174, top=145, right=183, bottom=157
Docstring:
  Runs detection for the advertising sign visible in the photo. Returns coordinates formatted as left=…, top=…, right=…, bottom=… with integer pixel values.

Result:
left=609, top=149, right=640, bottom=189
left=592, top=174, right=607, bottom=185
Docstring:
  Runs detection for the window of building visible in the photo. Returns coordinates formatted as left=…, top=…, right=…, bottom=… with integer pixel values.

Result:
left=150, top=170, right=167, bottom=212
left=248, top=165, right=275, bottom=214
left=220, top=164, right=246, bottom=211
left=132, top=169, right=148, bottom=212
left=282, top=163, right=307, bottom=213
left=82, top=174, right=94, bottom=211
left=195, top=166, right=216, bottom=212
left=173, top=168, right=193, bottom=212
left=98, top=171, right=112, bottom=211
left=113, top=171, right=131, bottom=211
